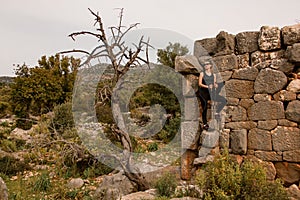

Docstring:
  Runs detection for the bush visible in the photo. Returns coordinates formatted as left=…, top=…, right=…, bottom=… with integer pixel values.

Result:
left=51, top=102, right=74, bottom=134
left=155, top=172, right=177, bottom=197
left=196, top=150, right=289, bottom=200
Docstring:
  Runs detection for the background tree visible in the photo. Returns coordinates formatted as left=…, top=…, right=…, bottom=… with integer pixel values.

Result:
left=157, top=42, right=189, bottom=68
left=11, top=55, right=80, bottom=129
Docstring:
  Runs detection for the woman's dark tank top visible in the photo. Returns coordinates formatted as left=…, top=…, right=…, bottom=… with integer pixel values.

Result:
left=203, top=71, right=214, bottom=86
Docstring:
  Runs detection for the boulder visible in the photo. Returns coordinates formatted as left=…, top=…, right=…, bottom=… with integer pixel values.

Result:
left=215, top=31, right=235, bottom=56
left=286, top=100, right=300, bottom=123
left=235, top=31, right=259, bottom=54
left=254, top=68, right=287, bottom=94
left=251, top=50, right=285, bottom=68
left=232, top=66, right=258, bottom=81
left=225, top=79, right=254, bottom=99
left=283, top=150, right=300, bottom=162
left=67, top=178, right=84, bottom=189
left=121, top=189, right=156, bottom=200
left=248, top=101, right=285, bottom=121
left=213, top=54, right=238, bottom=72
left=181, top=121, right=200, bottom=150
left=274, top=162, right=300, bottom=186
left=257, top=120, right=278, bottom=130
left=237, top=53, right=250, bottom=68
left=230, top=129, right=247, bottom=154
left=175, top=55, right=202, bottom=74
left=287, top=79, right=300, bottom=93
left=271, top=126, right=300, bottom=151
left=287, top=184, right=300, bottom=199
left=194, top=38, right=217, bottom=57
left=0, top=177, right=8, bottom=200
left=258, top=26, right=281, bottom=51
left=248, top=128, right=272, bottom=151
left=287, top=43, right=300, bottom=62
left=93, top=172, right=137, bottom=200
left=282, top=24, right=300, bottom=45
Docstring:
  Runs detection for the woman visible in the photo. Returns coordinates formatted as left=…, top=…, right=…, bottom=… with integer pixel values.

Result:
left=198, top=61, right=226, bottom=130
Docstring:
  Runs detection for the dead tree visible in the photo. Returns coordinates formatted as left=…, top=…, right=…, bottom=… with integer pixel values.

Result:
left=60, top=8, right=152, bottom=190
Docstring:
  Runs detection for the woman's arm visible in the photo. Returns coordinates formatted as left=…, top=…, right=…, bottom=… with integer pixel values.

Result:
left=214, top=74, right=218, bottom=88
left=199, top=72, right=209, bottom=89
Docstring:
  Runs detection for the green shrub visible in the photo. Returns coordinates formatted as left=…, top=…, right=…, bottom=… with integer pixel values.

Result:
left=155, top=172, right=177, bottom=197
left=33, top=171, right=51, bottom=192
left=147, top=142, right=158, bottom=152
left=51, top=102, right=74, bottom=134
left=196, top=150, right=289, bottom=200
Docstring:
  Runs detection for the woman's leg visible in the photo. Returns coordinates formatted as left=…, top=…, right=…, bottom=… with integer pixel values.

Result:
left=216, top=94, right=226, bottom=113
left=199, top=93, right=209, bottom=125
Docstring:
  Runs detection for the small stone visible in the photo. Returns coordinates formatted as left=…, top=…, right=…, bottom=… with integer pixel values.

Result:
left=67, top=178, right=84, bottom=189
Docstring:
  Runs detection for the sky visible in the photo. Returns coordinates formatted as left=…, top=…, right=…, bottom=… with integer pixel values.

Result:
left=0, top=0, right=299, bottom=76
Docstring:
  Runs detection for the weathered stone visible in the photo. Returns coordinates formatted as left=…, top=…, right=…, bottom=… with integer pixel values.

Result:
left=248, top=101, right=285, bottom=121
left=181, top=150, right=197, bottom=180
left=94, top=172, right=137, bottom=200
left=287, top=43, right=300, bottom=63
left=225, top=79, right=254, bottom=99
left=236, top=31, right=259, bottom=54
left=175, top=55, right=202, bottom=74
left=286, top=100, right=300, bottom=123
left=237, top=53, right=250, bottom=68
left=225, top=106, right=247, bottom=122
left=239, top=99, right=255, bottom=109
left=0, top=177, right=8, bottom=200
left=194, top=38, right=217, bottom=57
left=258, top=26, right=281, bottom=51
left=268, top=59, right=295, bottom=74
left=181, top=121, right=200, bottom=150
left=243, top=156, right=276, bottom=181
left=200, top=130, right=219, bottom=148
left=121, top=189, right=156, bottom=200
left=287, top=79, right=300, bottom=93
left=272, top=126, right=300, bottom=151
left=212, top=54, right=238, bottom=72
left=251, top=50, right=285, bottom=68
left=219, top=71, right=232, bottom=81
left=232, top=66, right=258, bottom=81
left=248, top=128, right=272, bottom=151
left=225, top=121, right=257, bottom=130
left=230, top=129, right=247, bottom=154
left=283, top=150, right=300, bottom=162
left=215, top=31, right=235, bottom=56
left=278, top=119, right=298, bottom=127
left=183, top=74, right=199, bottom=97
left=273, top=90, right=297, bottom=101
left=287, top=184, right=300, bottom=200
left=282, top=24, right=300, bottom=45
left=253, top=94, right=272, bottom=102
left=226, top=97, right=239, bottom=106
left=67, top=178, right=84, bottom=189
left=193, top=155, right=214, bottom=165
left=274, top=162, right=300, bottom=185
left=254, top=151, right=282, bottom=161
left=219, top=129, right=230, bottom=149
left=254, top=68, right=287, bottom=94
left=257, top=120, right=278, bottom=130
left=198, top=146, right=213, bottom=157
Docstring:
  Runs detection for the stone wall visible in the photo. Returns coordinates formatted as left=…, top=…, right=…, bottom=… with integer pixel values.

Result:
left=176, top=24, right=300, bottom=185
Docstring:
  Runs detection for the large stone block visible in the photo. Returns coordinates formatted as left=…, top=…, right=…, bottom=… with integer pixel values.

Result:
left=235, top=31, right=259, bottom=54
left=239, top=99, right=255, bottom=109
left=225, top=121, right=257, bottom=130
left=219, top=71, right=232, bottom=81
left=212, top=54, right=238, bottom=72
left=232, top=66, right=258, bottom=81
left=237, top=53, right=250, bottom=68
left=287, top=43, right=300, bottom=62
left=215, top=31, right=235, bottom=56
left=273, top=90, right=297, bottom=101
left=278, top=119, right=299, bottom=127
left=253, top=94, right=272, bottom=102
left=257, top=120, right=278, bottom=130
left=271, top=126, right=300, bottom=151
left=183, top=74, right=199, bottom=97
left=251, top=50, right=285, bottom=67
left=282, top=24, right=300, bottom=45
left=283, top=150, right=300, bottom=162
left=254, top=68, right=287, bottom=94
left=181, top=121, right=200, bottom=150
left=175, top=55, right=202, bottom=74
left=274, top=162, right=300, bottom=185
left=194, top=38, right=217, bottom=57
left=286, top=100, right=300, bottom=123
left=184, top=97, right=200, bottom=122
left=225, top=79, right=254, bottom=99
left=254, top=151, right=282, bottom=161
left=258, top=26, right=281, bottom=51
left=219, top=129, right=230, bottom=149
left=200, top=129, right=219, bottom=148
left=248, top=101, right=285, bottom=121
left=248, top=128, right=272, bottom=151
left=230, top=129, right=247, bottom=154
left=225, top=106, right=247, bottom=122
left=287, top=79, right=300, bottom=93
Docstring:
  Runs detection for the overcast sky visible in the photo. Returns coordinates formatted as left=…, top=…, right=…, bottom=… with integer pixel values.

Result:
left=1, top=0, right=299, bottom=76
